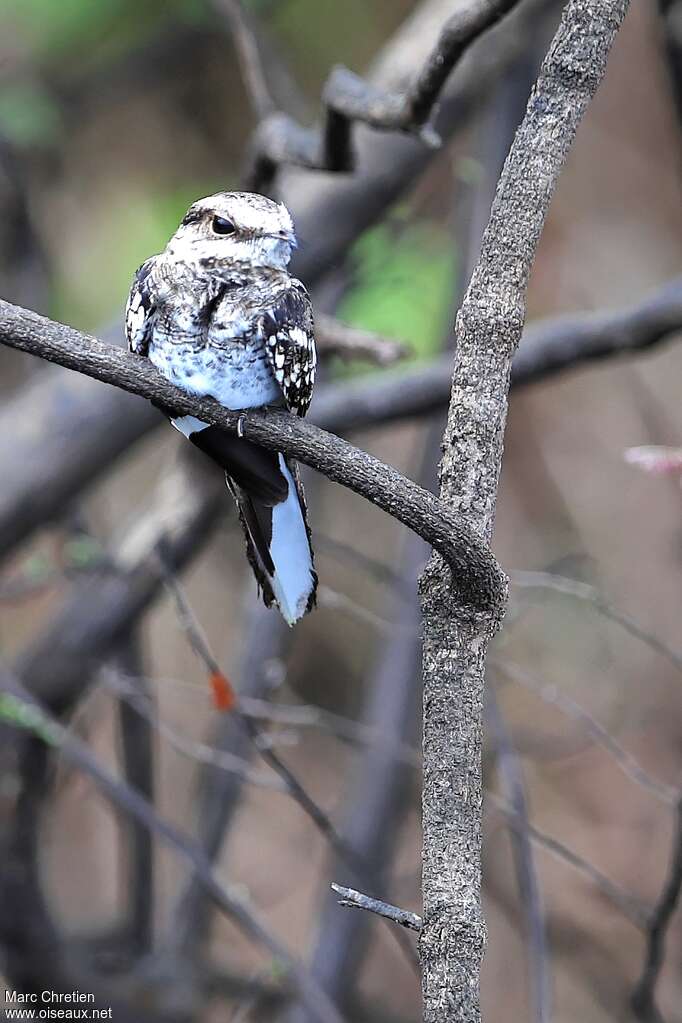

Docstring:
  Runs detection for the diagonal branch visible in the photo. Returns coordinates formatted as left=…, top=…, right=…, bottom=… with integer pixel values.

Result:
left=0, top=299, right=506, bottom=617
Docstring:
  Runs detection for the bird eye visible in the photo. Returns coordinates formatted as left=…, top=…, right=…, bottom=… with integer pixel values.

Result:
left=211, top=216, right=236, bottom=235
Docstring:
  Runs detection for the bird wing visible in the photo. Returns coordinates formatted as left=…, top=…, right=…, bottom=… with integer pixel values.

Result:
left=125, top=258, right=157, bottom=356
left=258, top=278, right=316, bottom=417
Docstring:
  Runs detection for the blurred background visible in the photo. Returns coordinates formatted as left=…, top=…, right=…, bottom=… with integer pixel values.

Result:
left=1, top=1, right=682, bottom=1021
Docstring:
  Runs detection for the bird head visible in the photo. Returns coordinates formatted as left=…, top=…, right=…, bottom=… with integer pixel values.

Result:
left=166, top=191, right=297, bottom=272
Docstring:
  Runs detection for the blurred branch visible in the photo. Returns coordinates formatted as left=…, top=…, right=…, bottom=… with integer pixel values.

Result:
left=168, top=603, right=292, bottom=956
left=288, top=534, right=425, bottom=1023
left=330, top=885, right=422, bottom=932
left=213, top=0, right=275, bottom=120
left=160, top=557, right=419, bottom=979
left=487, top=793, right=648, bottom=927
left=0, top=299, right=506, bottom=617
left=487, top=691, right=552, bottom=1023
left=315, top=314, right=408, bottom=365
left=511, top=274, right=682, bottom=386
left=510, top=570, right=682, bottom=676
left=112, top=635, right=156, bottom=956
left=284, top=0, right=555, bottom=279
left=0, top=672, right=346, bottom=1023
left=235, top=697, right=420, bottom=767
left=419, top=1, right=630, bottom=1017
left=13, top=471, right=222, bottom=710
left=632, top=798, right=682, bottom=1023
left=243, top=0, right=524, bottom=191
left=314, top=273, right=682, bottom=431
left=495, top=658, right=679, bottom=806
left=103, top=670, right=287, bottom=791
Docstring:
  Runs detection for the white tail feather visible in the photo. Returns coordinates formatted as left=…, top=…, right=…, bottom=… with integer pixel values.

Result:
left=267, top=455, right=314, bottom=624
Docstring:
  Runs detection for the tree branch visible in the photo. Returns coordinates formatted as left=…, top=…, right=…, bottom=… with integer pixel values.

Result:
left=0, top=298, right=505, bottom=617
left=1, top=271, right=679, bottom=567
left=418, top=1, right=631, bottom=1019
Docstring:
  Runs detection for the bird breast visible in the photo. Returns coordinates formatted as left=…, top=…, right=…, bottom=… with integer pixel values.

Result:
left=149, top=328, right=281, bottom=411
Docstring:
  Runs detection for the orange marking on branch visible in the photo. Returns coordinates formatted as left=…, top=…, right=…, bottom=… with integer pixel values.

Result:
left=210, top=671, right=236, bottom=712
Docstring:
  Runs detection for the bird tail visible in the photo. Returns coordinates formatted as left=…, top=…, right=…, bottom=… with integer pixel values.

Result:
left=172, top=416, right=316, bottom=625
left=227, top=456, right=317, bottom=625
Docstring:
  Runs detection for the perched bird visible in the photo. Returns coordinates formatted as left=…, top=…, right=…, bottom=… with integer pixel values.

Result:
left=125, top=191, right=317, bottom=625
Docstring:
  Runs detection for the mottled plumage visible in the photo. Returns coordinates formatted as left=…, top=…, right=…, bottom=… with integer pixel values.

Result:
left=125, top=191, right=317, bottom=624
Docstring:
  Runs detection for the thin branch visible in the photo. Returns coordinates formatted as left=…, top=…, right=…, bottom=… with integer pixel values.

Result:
left=494, top=658, right=679, bottom=806
left=316, top=584, right=419, bottom=634
left=487, top=793, right=649, bottom=929
left=213, top=0, right=275, bottom=120
left=632, top=797, right=682, bottom=1022
left=103, top=670, right=287, bottom=791
left=0, top=299, right=506, bottom=618
left=112, top=635, right=155, bottom=956
left=113, top=673, right=421, bottom=767
left=510, top=571, right=682, bottom=676
left=13, top=472, right=223, bottom=710
left=159, top=559, right=414, bottom=903
left=330, top=884, right=422, bottom=933
left=168, top=602, right=293, bottom=956
left=0, top=672, right=346, bottom=1023
left=487, top=690, right=552, bottom=1023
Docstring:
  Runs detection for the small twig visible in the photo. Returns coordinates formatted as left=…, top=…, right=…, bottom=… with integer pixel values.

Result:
left=316, top=584, right=419, bottom=635
left=511, top=571, right=682, bottom=676
left=632, top=797, right=682, bottom=1022
left=330, top=884, right=421, bottom=932
left=109, top=671, right=421, bottom=768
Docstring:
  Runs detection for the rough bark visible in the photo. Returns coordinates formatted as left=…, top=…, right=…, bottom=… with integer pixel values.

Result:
left=418, top=1, right=631, bottom=1019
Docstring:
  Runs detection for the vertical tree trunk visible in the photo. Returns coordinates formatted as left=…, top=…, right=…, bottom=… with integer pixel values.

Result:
left=419, top=1, right=631, bottom=1019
